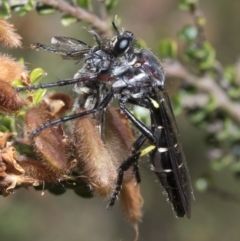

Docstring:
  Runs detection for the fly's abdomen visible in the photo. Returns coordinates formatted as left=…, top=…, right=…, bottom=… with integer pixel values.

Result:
left=150, top=147, right=186, bottom=217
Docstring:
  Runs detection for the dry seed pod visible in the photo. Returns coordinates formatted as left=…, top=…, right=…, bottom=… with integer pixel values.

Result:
left=0, top=55, right=28, bottom=83
left=120, top=180, right=144, bottom=241
left=0, top=81, right=25, bottom=113
left=25, top=106, right=71, bottom=174
left=73, top=105, right=143, bottom=237
left=73, top=111, right=118, bottom=197
left=0, top=55, right=29, bottom=113
left=104, top=106, right=143, bottom=231
left=0, top=20, right=22, bottom=48
left=18, top=156, right=64, bottom=183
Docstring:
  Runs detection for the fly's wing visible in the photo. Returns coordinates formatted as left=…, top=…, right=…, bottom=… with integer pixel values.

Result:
left=149, top=88, right=193, bottom=218
left=51, top=36, right=92, bottom=59
left=31, top=36, right=91, bottom=60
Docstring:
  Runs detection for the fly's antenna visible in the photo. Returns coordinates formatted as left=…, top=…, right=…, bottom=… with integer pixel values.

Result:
left=112, top=15, right=120, bottom=36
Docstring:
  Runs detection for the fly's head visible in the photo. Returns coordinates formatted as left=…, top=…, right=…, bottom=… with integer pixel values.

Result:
left=110, top=21, right=136, bottom=58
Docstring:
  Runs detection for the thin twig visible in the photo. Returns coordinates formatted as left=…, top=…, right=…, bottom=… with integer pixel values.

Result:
left=164, top=60, right=240, bottom=125
left=37, top=0, right=112, bottom=37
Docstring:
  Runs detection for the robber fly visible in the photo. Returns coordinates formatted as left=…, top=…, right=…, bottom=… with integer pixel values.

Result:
left=17, top=21, right=193, bottom=218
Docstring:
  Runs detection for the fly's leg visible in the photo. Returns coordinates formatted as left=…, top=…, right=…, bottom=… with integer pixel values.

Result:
left=31, top=91, right=113, bottom=136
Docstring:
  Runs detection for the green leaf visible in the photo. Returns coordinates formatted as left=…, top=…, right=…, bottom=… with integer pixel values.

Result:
left=104, top=0, right=118, bottom=12
left=198, top=42, right=216, bottom=70
left=12, top=5, right=27, bottom=16
left=32, top=89, right=47, bottom=105
left=210, top=156, right=232, bottom=171
left=0, top=125, right=9, bottom=133
left=195, top=177, right=209, bottom=192
left=178, top=25, right=198, bottom=42
left=30, top=68, right=47, bottom=84
left=158, top=38, right=178, bottom=59
left=135, top=39, right=146, bottom=49
left=12, top=79, right=24, bottom=87
left=228, top=88, right=240, bottom=99
left=0, top=1, right=11, bottom=19
left=224, top=65, right=236, bottom=84
left=11, top=0, right=34, bottom=16
left=24, top=0, right=34, bottom=11
left=0, top=115, right=15, bottom=132
left=178, top=0, right=199, bottom=11
left=195, top=174, right=214, bottom=191
left=188, top=109, right=207, bottom=124
left=61, top=14, right=78, bottom=27
left=76, top=0, right=91, bottom=9
left=172, top=94, right=183, bottom=116
left=36, top=3, right=56, bottom=15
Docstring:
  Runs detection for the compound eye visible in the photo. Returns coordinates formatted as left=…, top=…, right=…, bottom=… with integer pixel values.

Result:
left=113, top=37, right=130, bottom=56
left=119, top=39, right=129, bottom=50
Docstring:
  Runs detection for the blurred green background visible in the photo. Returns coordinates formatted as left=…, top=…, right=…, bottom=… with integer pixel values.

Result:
left=1, top=0, right=240, bottom=240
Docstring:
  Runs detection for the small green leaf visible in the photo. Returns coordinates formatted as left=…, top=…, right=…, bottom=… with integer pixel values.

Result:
left=0, top=115, right=15, bottom=132
left=12, top=0, right=34, bottom=16
left=32, top=89, right=47, bottom=105
left=104, top=0, right=118, bottom=12
left=195, top=177, right=209, bottom=192
left=178, top=25, right=198, bottom=42
left=76, top=0, right=91, bottom=9
left=198, top=42, right=216, bottom=70
left=12, top=79, right=24, bottom=87
left=203, top=94, right=217, bottom=112
left=30, top=68, right=47, bottom=84
left=0, top=125, right=9, bottom=133
left=12, top=5, right=27, bottom=16
left=0, top=1, right=11, bottom=19
left=178, top=0, right=199, bottom=11
left=158, top=38, right=178, bottom=59
left=210, top=156, right=232, bottom=171
left=135, top=39, right=146, bottom=49
left=228, top=88, right=240, bottom=99
left=36, top=3, right=56, bottom=15
left=188, top=109, right=207, bottom=124
left=61, top=14, right=78, bottom=27
left=172, top=94, right=183, bottom=116
left=224, top=65, right=236, bottom=84
left=24, top=0, right=34, bottom=11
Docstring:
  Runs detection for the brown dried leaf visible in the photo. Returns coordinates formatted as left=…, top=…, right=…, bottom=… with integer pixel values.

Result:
left=0, top=141, right=41, bottom=195
left=41, top=92, right=73, bottom=118
left=1, top=144, right=25, bottom=174
left=0, top=132, right=17, bottom=149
